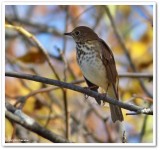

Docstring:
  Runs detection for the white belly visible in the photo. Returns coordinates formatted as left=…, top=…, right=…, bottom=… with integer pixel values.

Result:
left=79, top=56, right=108, bottom=90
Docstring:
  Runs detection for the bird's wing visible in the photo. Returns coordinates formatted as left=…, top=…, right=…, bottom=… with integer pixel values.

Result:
left=99, top=38, right=119, bottom=99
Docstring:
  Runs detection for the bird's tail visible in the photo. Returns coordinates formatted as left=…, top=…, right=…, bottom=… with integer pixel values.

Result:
left=107, top=85, right=123, bottom=122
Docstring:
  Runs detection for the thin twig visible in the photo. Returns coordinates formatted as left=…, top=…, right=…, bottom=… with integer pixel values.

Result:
left=14, top=88, right=51, bottom=109
left=62, top=6, right=70, bottom=140
left=119, top=73, right=153, bottom=79
left=139, top=115, right=148, bottom=142
left=43, top=104, right=53, bottom=129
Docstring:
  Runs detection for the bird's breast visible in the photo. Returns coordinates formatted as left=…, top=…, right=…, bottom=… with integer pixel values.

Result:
left=76, top=42, right=108, bottom=89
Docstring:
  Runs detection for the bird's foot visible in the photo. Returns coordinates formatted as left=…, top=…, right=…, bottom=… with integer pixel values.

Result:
left=100, top=93, right=106, bottom=106
left=82, top=86, right=90, bottom=99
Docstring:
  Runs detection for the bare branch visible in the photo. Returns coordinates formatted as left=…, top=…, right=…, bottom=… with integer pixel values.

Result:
left=5, top=17, right=62, bottom=36
left=119, top=73, right=153, bottom=79
left=5, top=72, right=153, bottom=115
left=139, top=115, right=148, bottom=142
left=5, top=101, right=71, bottom=143
left=61, top=6, right=70, bottom=139
left=23, top=72, right=151, bottom=95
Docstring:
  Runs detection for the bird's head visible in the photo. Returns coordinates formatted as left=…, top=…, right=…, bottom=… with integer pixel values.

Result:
left=64, top=26, right=99, bottom=43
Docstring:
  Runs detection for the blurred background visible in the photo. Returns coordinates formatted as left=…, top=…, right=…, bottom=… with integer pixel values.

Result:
left=5, top=5, right=153, bottom=143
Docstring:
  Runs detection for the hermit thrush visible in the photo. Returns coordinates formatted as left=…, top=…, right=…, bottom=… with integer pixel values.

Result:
left=64, top=26, right=123, bottom=122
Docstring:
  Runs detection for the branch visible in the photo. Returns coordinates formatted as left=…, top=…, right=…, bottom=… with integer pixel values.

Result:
left=5, top=16, right=62, bottom=36
left=5, top=101, right=71, bottom=143
left=16, top=72, right=151, bottom=98
left=62, top=6, right=70, bottom=139
left=119, top=73, right=153, bottom=79
left=5, top=72, right=153, bottom=115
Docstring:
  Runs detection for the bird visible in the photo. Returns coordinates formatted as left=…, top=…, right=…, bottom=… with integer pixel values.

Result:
left=64, top=26, right=123, bottom=122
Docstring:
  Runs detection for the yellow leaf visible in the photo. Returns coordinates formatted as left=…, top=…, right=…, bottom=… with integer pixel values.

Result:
left=5, top=119, right=13, bottom=140
left=122, top=91, right=132, bottom=101
left=127, top=41, right=152, bottom=70
left=129, top=41, right=147, bottom=60
left=23, top=97, right=36, bottom=113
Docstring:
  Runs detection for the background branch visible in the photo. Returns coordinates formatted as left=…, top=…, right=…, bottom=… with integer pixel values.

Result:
left=5, top=102, right=71, bottom=143
left=5, top=16, right=62, bottom=36
left=62, top=6, right=70, bottom=139
left=118, top=73, right=153, bottom=79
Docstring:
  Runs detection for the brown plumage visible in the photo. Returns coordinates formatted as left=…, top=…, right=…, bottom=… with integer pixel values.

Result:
left=99, top=38, right=123, bottom=122
left=65, top=26, right=123, bottom=122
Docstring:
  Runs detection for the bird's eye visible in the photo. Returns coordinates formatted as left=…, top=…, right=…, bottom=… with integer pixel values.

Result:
left=75, top=31, right=80, bottom=36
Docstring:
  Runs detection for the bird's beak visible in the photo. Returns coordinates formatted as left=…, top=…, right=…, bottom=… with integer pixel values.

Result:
left=64, top=32, right=72, bottom=36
